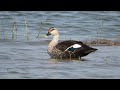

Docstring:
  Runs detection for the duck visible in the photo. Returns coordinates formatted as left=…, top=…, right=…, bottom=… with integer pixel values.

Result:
left=45, top=27, right=98, bottom=60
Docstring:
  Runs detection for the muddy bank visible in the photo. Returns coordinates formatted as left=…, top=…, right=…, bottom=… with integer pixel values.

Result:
left=83, top=39, right=120, bottom=46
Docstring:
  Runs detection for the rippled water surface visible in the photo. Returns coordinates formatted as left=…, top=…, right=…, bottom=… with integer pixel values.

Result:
left=0, top=11, right=120, bottom=79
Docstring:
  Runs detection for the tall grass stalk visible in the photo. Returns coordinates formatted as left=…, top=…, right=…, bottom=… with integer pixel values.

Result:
left=101, top=19, right=103, bottom=31
left=12, top=21, right=17, bottom=40
left=1, top=18, right=5, bottom=39
left=12, top=22, right=15, bottom=40
left=14, top=22, right=17, bottom=39
left=96, top=17, right=99, bottom=45
left=96, top=31, right=99, bottom=45
left=24, top=16, right=29, bottom=41
left=36, top=22, right=42, bottom=39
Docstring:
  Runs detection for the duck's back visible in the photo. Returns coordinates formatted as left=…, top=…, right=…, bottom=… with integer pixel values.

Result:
left=55, top=40, right=97, bottom=58
left=55, top=40, right=83, bottom=51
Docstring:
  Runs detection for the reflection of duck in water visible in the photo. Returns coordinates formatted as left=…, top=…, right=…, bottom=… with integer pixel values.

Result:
left=45, top=27, right=98, bottom=60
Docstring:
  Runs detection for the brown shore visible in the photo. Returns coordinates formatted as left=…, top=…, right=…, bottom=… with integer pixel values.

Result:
left=83, top=39, right=120, bottom=46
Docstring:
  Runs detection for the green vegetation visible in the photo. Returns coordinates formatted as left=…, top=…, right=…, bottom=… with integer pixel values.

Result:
left=12, top=21, right=17, bottom=40
left=0, top=16, right=120, bottom=46
left=24, top=16, right=29, bottom=41
left=1, top=17, right=5, bottom=39
left=36, top=22, right=42, bottom=39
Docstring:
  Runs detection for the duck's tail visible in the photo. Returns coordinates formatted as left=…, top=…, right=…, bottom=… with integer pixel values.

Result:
left=85, top=47, right=98, bottom=54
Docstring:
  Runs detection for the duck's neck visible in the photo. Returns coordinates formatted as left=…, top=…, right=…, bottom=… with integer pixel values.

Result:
left=48, top=34, right=59, bottom=52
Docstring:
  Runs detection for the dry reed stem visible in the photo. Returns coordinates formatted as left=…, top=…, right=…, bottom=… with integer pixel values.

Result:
left=1, top=17, right=5, bottom=39
left=24, top=16, right=29, bottom=41
left=12, top=21, right=17, bottom=40
left=36, top=22, right=42, bottom=39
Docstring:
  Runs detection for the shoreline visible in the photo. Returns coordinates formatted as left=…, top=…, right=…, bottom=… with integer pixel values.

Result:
left=83, top=39, right=120, bottom=46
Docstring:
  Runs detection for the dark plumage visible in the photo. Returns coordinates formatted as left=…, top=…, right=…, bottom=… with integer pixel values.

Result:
left=55, top=40, right=97, bottom=59
left=46, top=27, right=98, bottom=60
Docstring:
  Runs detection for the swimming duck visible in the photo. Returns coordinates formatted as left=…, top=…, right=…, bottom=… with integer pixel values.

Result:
left=46, top=27, right=98, bottom=60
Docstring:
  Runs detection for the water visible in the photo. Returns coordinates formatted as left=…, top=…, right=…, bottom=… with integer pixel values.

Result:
left=0, top=11, right=120, bottom=79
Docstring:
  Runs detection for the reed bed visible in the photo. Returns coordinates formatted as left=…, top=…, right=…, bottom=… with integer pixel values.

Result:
left=0, top=16, right=120, bottom=46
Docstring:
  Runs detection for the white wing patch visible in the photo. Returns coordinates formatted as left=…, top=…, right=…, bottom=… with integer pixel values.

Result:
left=72, top=44, right=81, bottom=48
left=65, top=44, right=82, bottom=51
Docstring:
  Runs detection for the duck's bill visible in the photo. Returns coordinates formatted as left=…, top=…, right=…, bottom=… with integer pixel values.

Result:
left=44, top=32, right=51, bottom=38
left=44, top=35, right=48, bottom=38
left=46, top=32, right=51, bottom=36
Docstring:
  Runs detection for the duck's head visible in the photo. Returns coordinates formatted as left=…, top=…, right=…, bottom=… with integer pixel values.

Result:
left=46, top=27, right=59, bottom=36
